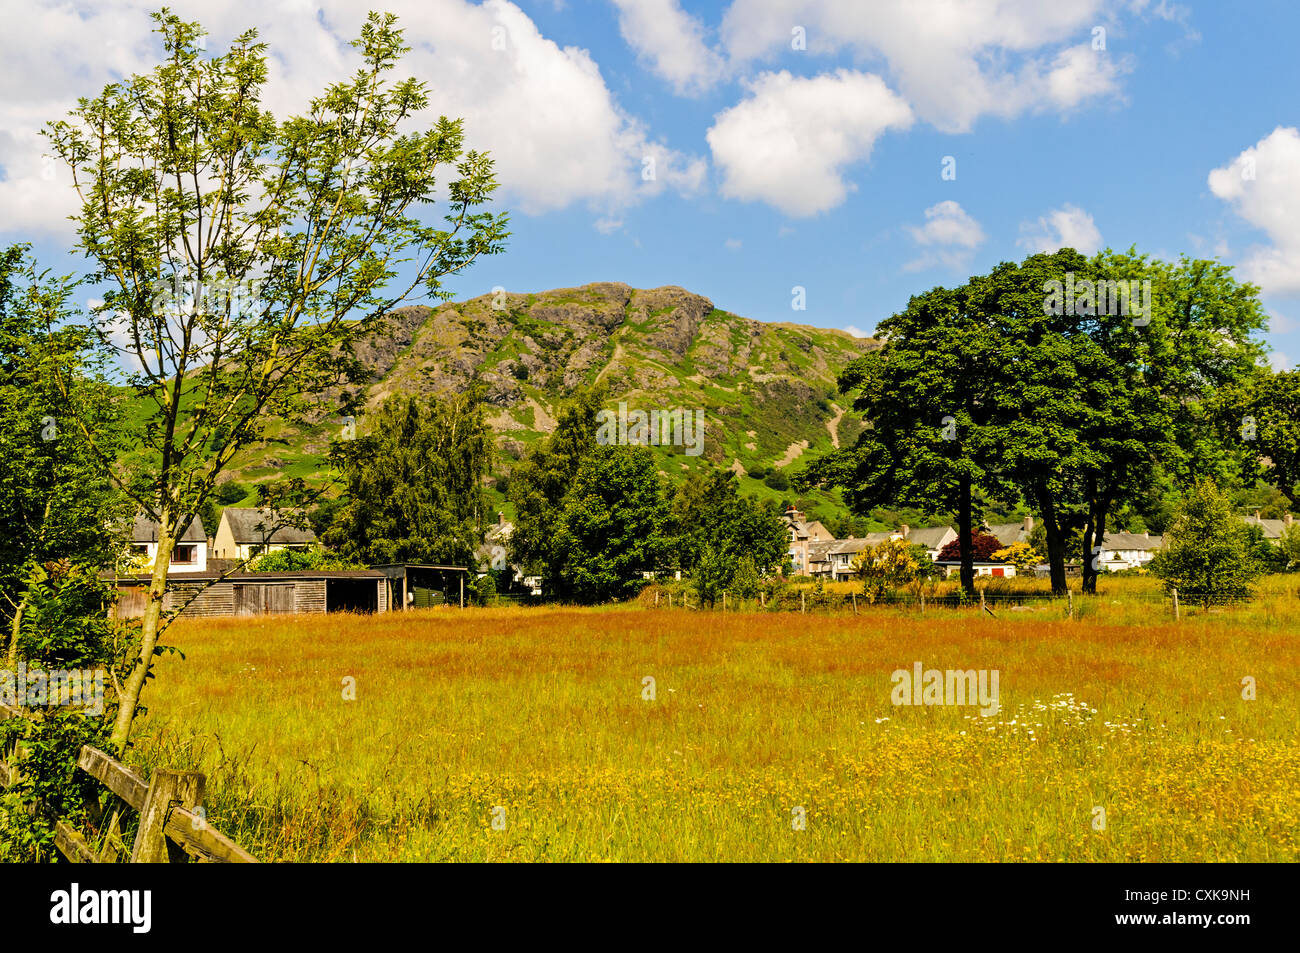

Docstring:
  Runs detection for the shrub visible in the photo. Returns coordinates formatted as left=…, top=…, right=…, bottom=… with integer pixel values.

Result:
left=1148, top=480, right=1265, bottom=605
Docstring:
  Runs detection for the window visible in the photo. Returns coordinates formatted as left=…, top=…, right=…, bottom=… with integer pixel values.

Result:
left=173, top=544, right=198, bottom=564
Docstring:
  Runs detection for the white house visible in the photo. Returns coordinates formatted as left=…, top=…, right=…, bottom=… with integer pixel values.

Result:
left=211, top=507, right=316, bottom=561
left=126, top=514, right=208, bottom=573
left=1096, top=531, right=1164, bottom=571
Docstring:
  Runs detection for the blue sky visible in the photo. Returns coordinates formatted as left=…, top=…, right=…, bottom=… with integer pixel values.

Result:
left=2, top=1, right=1297, bottom=366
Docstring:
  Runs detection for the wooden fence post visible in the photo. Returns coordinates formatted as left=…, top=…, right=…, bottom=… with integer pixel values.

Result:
left=800, top=590, right=806, bottom=614
left=760, top=591, right=766, bottom=608
left=131, top=769, right=205, bottom=863
left=668, top=593, right=672, bottom=609
left=851, top=592, right=857, bottom=614
left=654, top=591, right=659, bottom=607
left=1172, top=588, right=1179, bottom=621
left=1067, top=589, right=1074, bottom=619
left=980, top=589, right=986, bottom=612
left=723, top=591, right=727, bottom=612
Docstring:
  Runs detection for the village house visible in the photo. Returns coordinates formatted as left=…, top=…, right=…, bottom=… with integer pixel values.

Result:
left=821, top=524, right=959, bottom=581
left=782, top=507, right=835, bottom=575
left=1243, top=511, right=1295, bottom=543
left=984, top=515, right=1035, bottom=548
left=211, top=507, right=317, bottom=561
left=125, top=514, right=209, bottom=573
left=1097, top=530, right=1164, bottom=571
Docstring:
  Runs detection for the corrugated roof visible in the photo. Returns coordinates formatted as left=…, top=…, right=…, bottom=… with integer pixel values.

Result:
left=220, top=508, right=317, bottom=545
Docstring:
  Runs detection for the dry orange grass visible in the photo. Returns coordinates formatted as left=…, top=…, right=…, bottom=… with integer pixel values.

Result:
left=130, top=590, right=1300, bottom=861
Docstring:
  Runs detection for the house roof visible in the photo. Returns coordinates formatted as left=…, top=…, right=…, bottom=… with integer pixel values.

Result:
left=106, top=569, right=384, bottom=582
left=131, top=514, right=207, bottom=544
left=220, top=508, right=317, bottom=546
left=1101, top=531, right=1163, bottom=551
left=984, top=522, right=1030, bottom=547
left=907, top=526, right=956, bottom=549
left=1242, top=515, right=1291, bottom=539
left=807, top=540, right=838, bottom=563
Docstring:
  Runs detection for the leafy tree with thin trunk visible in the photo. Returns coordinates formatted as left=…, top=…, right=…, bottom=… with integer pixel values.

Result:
left=797, top=284, right=1008, bottom=595
left=1148, top=479, right=1265, bottom=606
left=42, top=11, right=507, bottom=750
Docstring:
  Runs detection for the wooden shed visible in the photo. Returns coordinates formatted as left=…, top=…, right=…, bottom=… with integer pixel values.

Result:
left=371, top=564, right=471, bottom=610
left=107, top=570, right=389, bottom=619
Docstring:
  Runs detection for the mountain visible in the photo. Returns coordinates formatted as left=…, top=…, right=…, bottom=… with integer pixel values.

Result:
left=228, top=282, right=878, bottom=514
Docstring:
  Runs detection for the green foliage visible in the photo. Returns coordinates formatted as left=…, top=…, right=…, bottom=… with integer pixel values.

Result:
left=731, top=556, right=760, bottom=599
left=552, top=445, right=670, bottom=603
left=1277, top=524, right=1300, bottom=572
left=469, top=571, right=499, bottom=606
left=670, top=468, right=788, bottom=593
left=762, top=470, right=789, bottom=492
left=1148, top=480, right=1266, bottom=604
left=326, top=391, right=491, bottom=566
left=248, top=547, right=365, bottom=572
left=508, top=385, right=607, bottom=584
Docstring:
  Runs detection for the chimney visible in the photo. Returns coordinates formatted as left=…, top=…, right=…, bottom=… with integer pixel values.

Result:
left=1255, top=509, right=1261, bottom=520
left=1286, top=514, right=1294, bottom=528
left=899, top=523, right=909, bottom=538
left=498, top=512, right=505, bottom=527
left=1024, top=515, right=1034, bottom=532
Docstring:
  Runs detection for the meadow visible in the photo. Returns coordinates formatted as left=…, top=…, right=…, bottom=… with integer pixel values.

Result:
left=131, top=576, right=1300, bottom=862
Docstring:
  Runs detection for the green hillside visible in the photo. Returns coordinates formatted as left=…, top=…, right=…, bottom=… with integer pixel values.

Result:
left=195, top=282, right=879, bottom=520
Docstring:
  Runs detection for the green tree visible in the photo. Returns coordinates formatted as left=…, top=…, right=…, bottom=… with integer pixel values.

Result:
left=798, top=283, right=1008, bottom=596
left=1240, top=369, right=1300, bottom=508
left=553, top=445, right=669, bottom=603
left=507, top=385, right=607, bottom=586
left=248, top=546, right=365, bottom=572
left=1148, top=479, right=1265, bottom=605
left=671, top=468, right=788, bottom=584
left=0, top=247, right=126, bottom=664
left=43, top=11, right=506, bottom=748
left=326, top=391, right=491, bottom=565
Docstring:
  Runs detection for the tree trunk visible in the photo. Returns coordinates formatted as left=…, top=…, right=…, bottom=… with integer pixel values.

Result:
left=1038, top=484, right=1067, bottom=595
left=1082, top=500, right=1109, bottom=595
left=109, top=508, right=175, bottom=750
left=957, top=472, right=975, bottom=596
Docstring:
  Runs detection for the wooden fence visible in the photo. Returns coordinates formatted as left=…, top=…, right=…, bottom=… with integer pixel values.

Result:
left=0, top=701, right=256, bottom=863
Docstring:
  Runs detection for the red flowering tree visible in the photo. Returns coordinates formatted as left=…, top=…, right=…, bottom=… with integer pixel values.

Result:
left=937, top=532, right=1002, bottom=562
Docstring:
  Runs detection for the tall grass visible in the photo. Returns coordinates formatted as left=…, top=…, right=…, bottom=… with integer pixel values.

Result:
left=130, top=586, right=1300, bottom=861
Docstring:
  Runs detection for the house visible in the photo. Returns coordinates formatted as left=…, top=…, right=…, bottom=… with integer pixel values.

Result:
left=211, top=507, right=317, bottom=561
left=1243, top=511, right=1295, bottom=543
left=1097, top=531, right=1164, bottom=571
left=783, top=507, right=835, bottom=575
left=935, top=561, right=1018, bottom=578
left=901, top=524, right=958, bottom=562
left=109, top=569, right=389, bottom=618
left=474, top=512, right=540, bottom=594
left=125, top=514, right=208, bottom=573
left=984, top=516, right=1035, bottom=548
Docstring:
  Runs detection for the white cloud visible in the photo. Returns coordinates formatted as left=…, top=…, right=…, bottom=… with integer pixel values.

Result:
left=706, top=69, right=913, bottom=217
left=0, top=0, right=703, bottom=239
left=1017, top=203, right=1103, bottom=254
left=1268, top=351, right=1292, bottom=372
left=724, top=238, right=743, bottom=249
left=903, top=200, right=986, bottom=271
left=843, top=324, right=868, bottom=338
left=1208, top=126, right=1300, bottom=295
left=609, top=0, right=725, bottom=95
left=719, top=0, right=1132, bottom=133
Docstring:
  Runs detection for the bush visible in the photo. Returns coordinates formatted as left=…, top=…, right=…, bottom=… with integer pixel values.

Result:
left=1148, top=480, right=1265, bottom=605
left=763, top=470, right=789, bottom=492
left=248, top=546, right=364, bottom=572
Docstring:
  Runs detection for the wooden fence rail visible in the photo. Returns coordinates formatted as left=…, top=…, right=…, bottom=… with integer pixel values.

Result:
left=0, top=701, right=256, bottom=864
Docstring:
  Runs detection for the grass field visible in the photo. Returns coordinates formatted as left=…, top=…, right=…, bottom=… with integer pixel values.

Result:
left=131, top=576, right=1300, bottom=862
